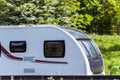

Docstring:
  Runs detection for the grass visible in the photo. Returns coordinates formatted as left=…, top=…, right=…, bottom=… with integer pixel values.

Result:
left=89, top=34, right=120, bottom=75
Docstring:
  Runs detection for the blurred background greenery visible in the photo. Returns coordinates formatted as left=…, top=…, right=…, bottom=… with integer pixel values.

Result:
left=0, top=0, right=120, bottom=35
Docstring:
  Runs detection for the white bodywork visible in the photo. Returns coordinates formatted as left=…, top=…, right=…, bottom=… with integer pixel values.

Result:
left=0, top=25, right=104, bottom=76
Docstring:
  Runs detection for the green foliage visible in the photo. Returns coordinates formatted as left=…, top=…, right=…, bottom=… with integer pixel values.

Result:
left=0, top=0, right=13, bottom=24
left=90, top=34, right=120, bottom=75
left=108, top=59, right=120, bottom=75
left=114, top=0, right=120, bottom=35
left=47, top=76, right=63, bottom=80
left=0, top=0, right=120, bottom=35
left=15, top=3, right=39, bottom=24
left=80, top=0, right=117, bottom=35
left=47, top=76, right=54, bottom=80
left=0, top=0, right=92, bottom=31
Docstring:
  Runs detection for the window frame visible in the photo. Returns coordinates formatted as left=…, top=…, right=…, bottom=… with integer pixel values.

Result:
left=10, top=41, right=26, bottom=53
left=44, top=40, right=65, bottom=58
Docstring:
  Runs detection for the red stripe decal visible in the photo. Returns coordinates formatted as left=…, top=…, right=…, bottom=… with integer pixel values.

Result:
left=0, top=44, right=68, bottom=64
left=0, top=44, right=23, bottom=60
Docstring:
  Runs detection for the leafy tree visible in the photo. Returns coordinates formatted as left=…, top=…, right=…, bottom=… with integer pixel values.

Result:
left=0, top=0, right=93, bottom=31
left=0, top=0, right=119, bottom=35
left=0, top=0, right=13, bottom=24
left=114, top=0, right=120, bottom=35
left=80, top=0, right=117, bottom=35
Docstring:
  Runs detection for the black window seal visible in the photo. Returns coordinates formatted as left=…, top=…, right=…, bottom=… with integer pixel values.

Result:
left=76, top=38, right=90, bottom=40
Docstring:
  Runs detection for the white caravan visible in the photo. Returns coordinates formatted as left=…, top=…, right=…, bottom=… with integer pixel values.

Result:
left=0, top=25, right=105, bottom=76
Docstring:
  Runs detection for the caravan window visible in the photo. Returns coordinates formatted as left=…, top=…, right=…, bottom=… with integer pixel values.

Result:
left=10, top=41, right=26, bottom=53
left=44, top=40, right=65, bottom=58
left=78, top=40, right=99, bottom=59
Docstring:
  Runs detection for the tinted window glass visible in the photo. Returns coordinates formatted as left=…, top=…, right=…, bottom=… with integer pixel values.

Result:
left=78, top=40, right=99, bottom=59
left=10, top=41, right=26, bottom=53
left=81, top=41, right=98, bottom=59
left=78, top=41, right=90, bottom=58
left=44, top=40, right=65, bottom=58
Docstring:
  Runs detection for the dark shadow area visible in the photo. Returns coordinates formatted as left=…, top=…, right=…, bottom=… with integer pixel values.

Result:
left=108, top=44, right=120, bottom=51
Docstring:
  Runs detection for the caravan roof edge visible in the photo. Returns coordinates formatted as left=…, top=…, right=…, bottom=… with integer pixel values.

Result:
left=0, top=24, right=58, bottom=29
